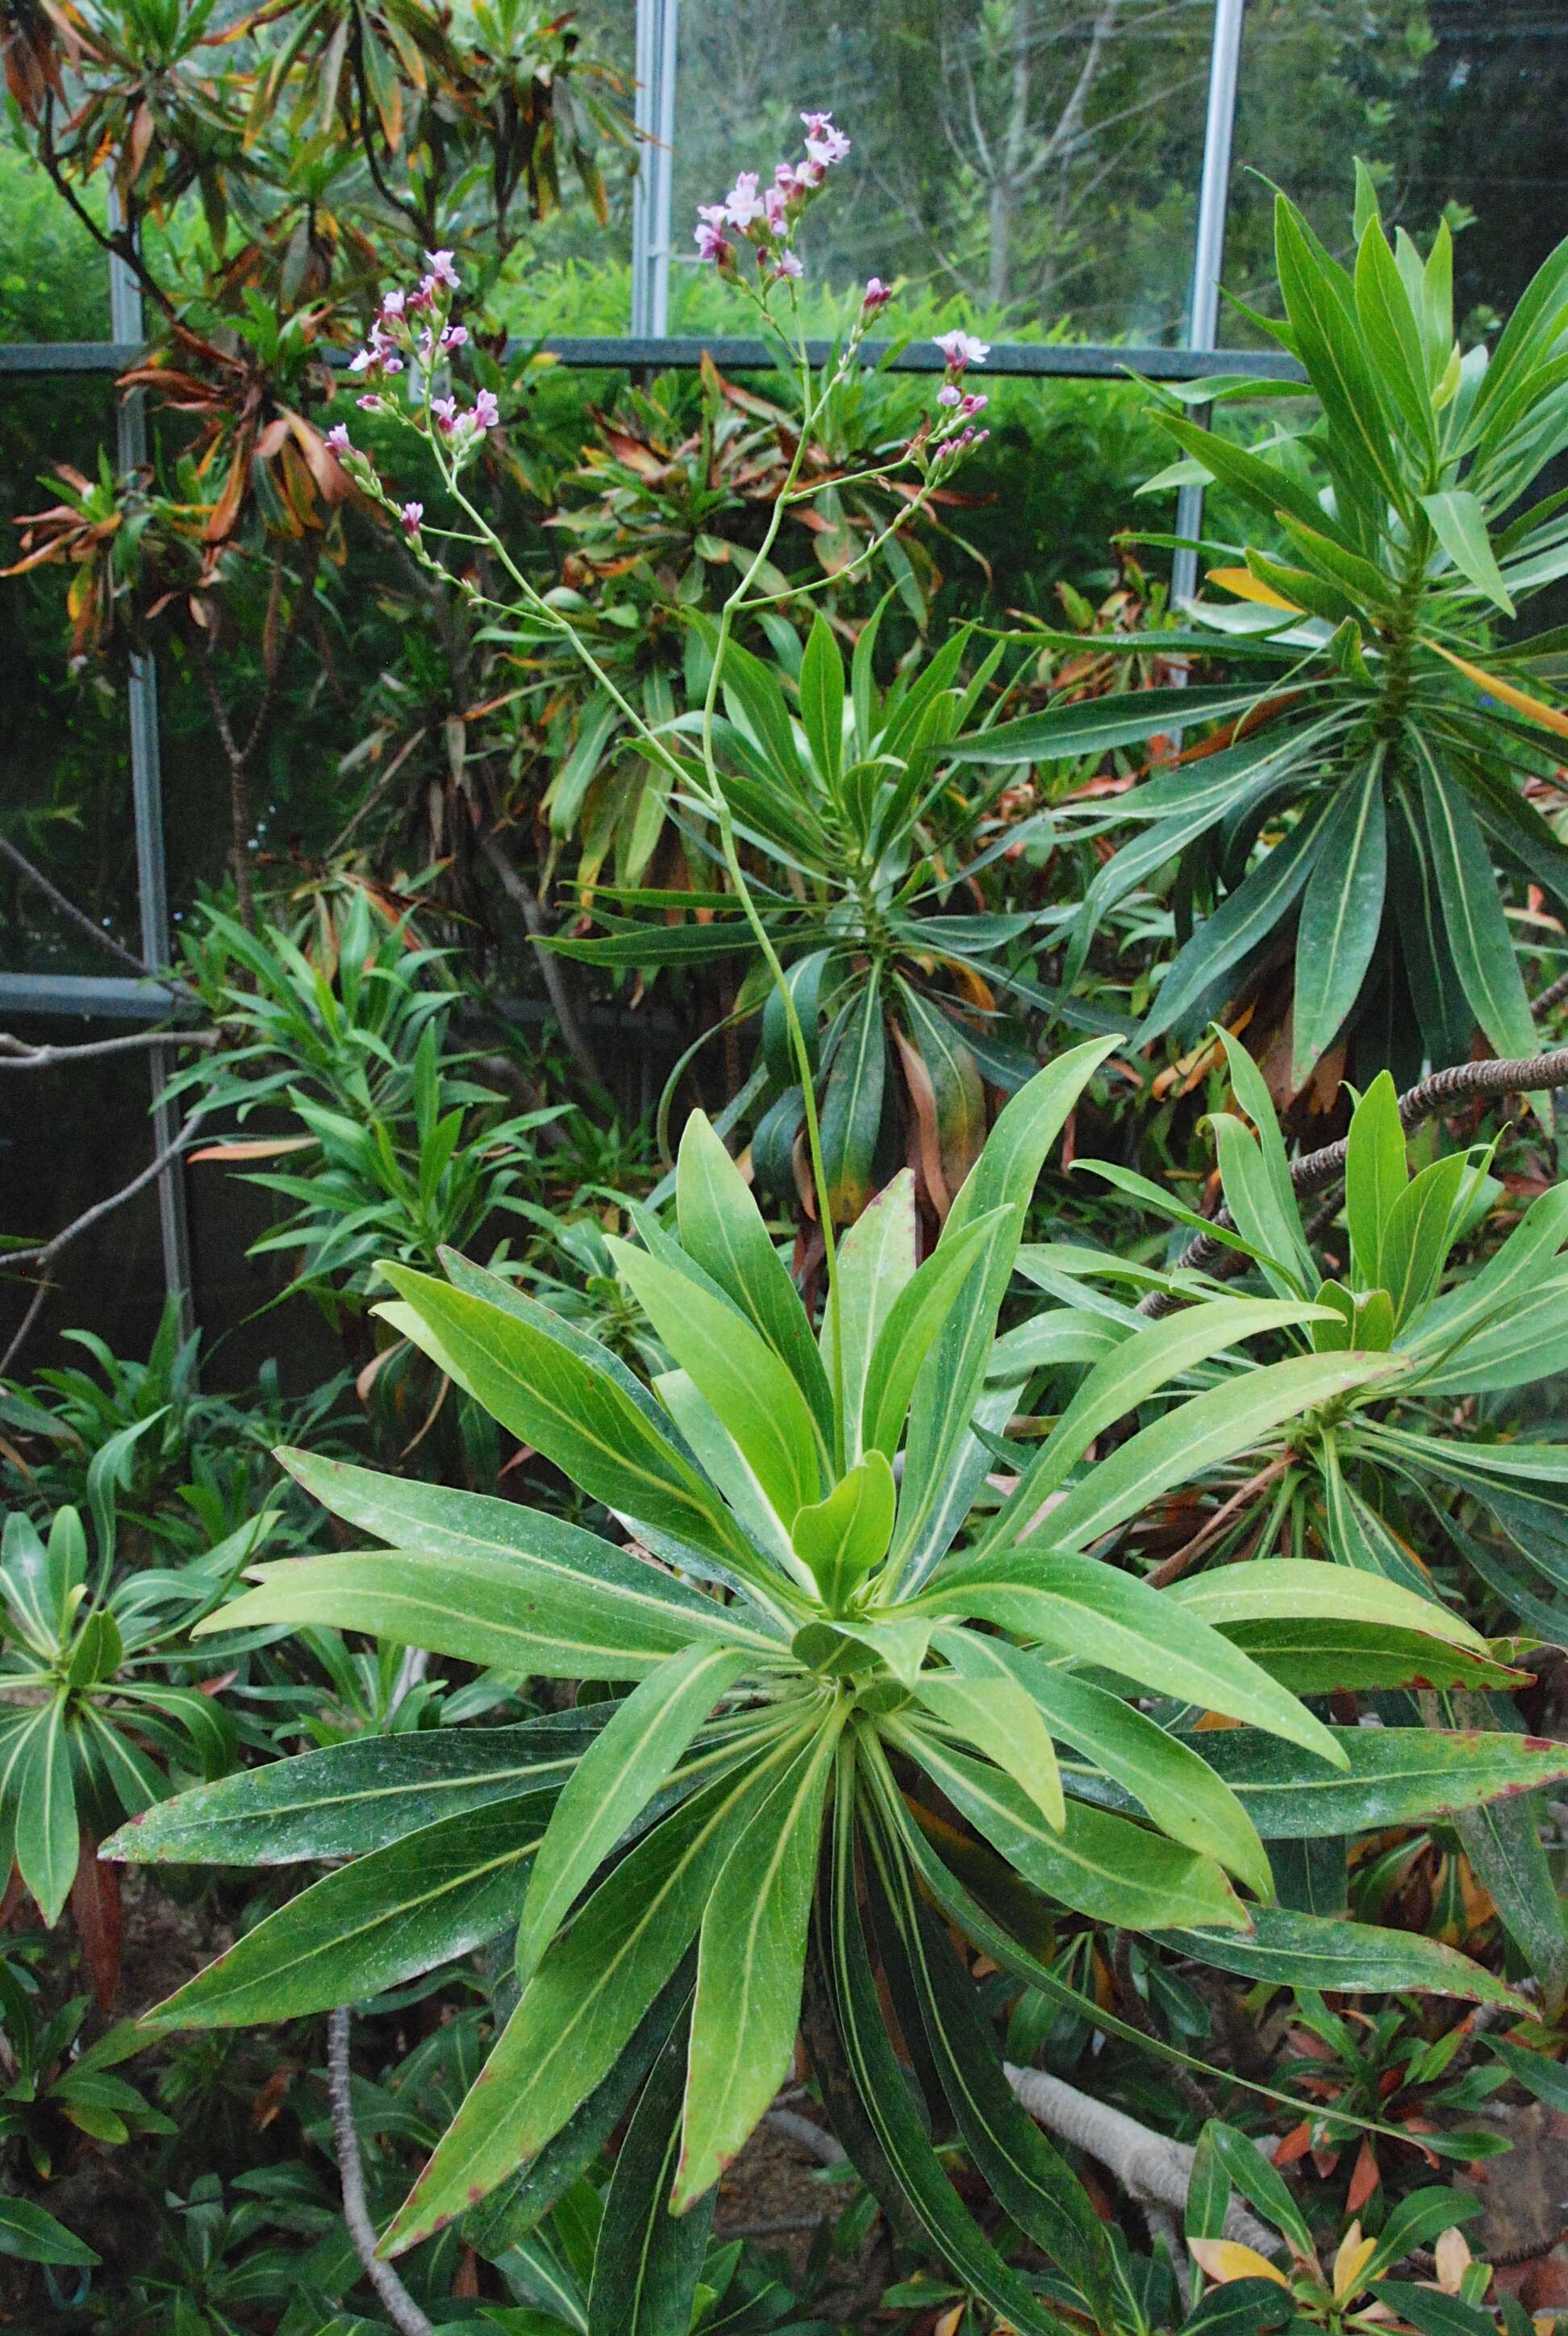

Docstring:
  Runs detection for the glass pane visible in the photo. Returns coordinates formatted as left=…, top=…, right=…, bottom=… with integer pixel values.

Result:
left=667, top=0, right=1212, bottom=345
left=0, top=378, right=142, bottom=973
left=0, top=1034, right=166, bottom=1372
left=493, top=0, right=640, bottom=339
left=1224, top=0, right=1568, bottom=343
left=0, top=124, right=111, bottom=341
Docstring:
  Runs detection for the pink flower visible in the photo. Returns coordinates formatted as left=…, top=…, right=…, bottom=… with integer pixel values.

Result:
left=773, top=249, right=803, bottom=282
left=934, top=329, right=990, bottom=371
left=418, top=327, right=436, bottom=364
left=960, top=392, right=988, bottom=419
left=861, top=277, right=893, bottom=314
left=399, top=500, right=424, bottom=537
left=694, top=215, right=731, bottom=265
left=348, top=345, right=379, bottom=375
left=440, top=323, right=469, bottom=350
left=432, top=395, right=458, bottom=435
left=380, top=353, right=404, bottom=376
left=762, top=186, right=789, bottom=236
left=805, top=126, right=850, bottom=168
left=356, top=394, right=382, bottom=411
left=724, top=170, right=764, bottom=228
left=473, top=388, right=500, bottom=432
left=325, top=423, right=352, bottom=453
left=799, top=110, right=833, bottom=137
left=936, top=382, right=961, bottom=409
left=423, top=248, right=461, bottom=290
left=381, top=289, right=406, bottom=319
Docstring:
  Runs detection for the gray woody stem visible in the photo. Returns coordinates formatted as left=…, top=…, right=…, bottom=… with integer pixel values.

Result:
left=326, top=2007, right=436, bottom=2336
left=1004, top=2063, right=1279, bottom=2252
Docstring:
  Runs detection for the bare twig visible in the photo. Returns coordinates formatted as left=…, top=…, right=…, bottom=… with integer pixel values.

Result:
left=3, top=1117, right=201, bottom=1272
left=1136, top=1043, right=1568, bottom=1316
left=1145, top=1454, right=1295, bottom=1590
left=481, top=833, right=606, bottom=1091
left=0, top=1027, right=216, bottom=1070
left=0, top=834, right=196, bottom=1003
left=0, top=1278, right=54, bottom=1380
left=1533, top=965, right=1568, bottom=1021
left=326, top=2007, right=436, bottom=2336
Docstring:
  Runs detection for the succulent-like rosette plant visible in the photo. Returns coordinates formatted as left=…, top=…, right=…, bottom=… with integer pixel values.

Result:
left=950, top=176, right=1568, bottom=1089
left=1075, top=1033, right=1568, bottom=1634
left=105, top=1045, right=1555, bottom=2331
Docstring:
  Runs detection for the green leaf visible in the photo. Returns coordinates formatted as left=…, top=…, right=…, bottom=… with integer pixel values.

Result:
left=819, top=1170, right=918, bottom=1463
left=923, top=1546, right=1345, bottom=1762
left=1207, top=1616, right=1524, bottom=1695
left=790, top=1454, right=896, bottom=1610
left=587, top=2005, right=713, bottom=2336
left=1344, top=1070, right=1407, bottom=1290
left=1159, top=1906, right=1524, bottom=2005
left=0, top=2196, right=98, bottom=2268
left=895, top=1041, right=1119, bottom=1590
left=867, top=1823, right=1120, bottom=2322
left=859, top=1206, right=1009, bottom=1466
left=1186, top=1724, right=1568, bottom=1838
left=10, top=1705, right=78, bottom=1926
left=892, top=1727, right=1247, bottom=1932
left=799, top=611, right=845, bottom=790
left=674, top=1112, right=832, bottom=1441
left=1416, top=753, right=1536, bottom=1060
left=103, top=1712, right=607, bottom=1867
left=1378, top=1152, right=1471, bottom=1331
left=1488, top=2038, right=1568, bottom=2112
left=382, top=1730, right=811, bottom=2255
left=915, top=1629, right=1065, bottom=1830
left=1142, top=802, right=1332, bottom=1047
left=1038, top=1351, right=1406, bottom=1557
left=201, top=1547, right=761, bottom=1682
left=1003, top=1650, right=1274, bottom=1900
left=819, top=974, right=886, bottom=1225
left=375, top=1267, right=757, bottom=1579
left=674, top=1720, right=841, bottom=2206
left=518, top=1646, right=753, bottom=1986
left=1420, top=489, right=1515, bottom=615
left=280, top=1447, right=784, bottom=1638
left=1292, top=763, right=1387, bottom=1082
left=609, top=1236, right=824, bottom=1528
left=1168, top=1558, right=1491, bottom=1658
left=820, top=1765, right=1082, bottom=2336
left=1440, top=1691, right=1568, bottom=1995
left=1200, top=2119, right=1316, bottom=2258
left=144, top=1800, right=547, bottom=2028
left=947, top=686, right=1269, bottom=766
left=978, top=1298, right=1321, bottom=1559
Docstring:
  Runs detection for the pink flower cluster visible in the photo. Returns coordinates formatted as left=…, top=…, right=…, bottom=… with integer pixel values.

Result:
left=693, top=110, right=852, bottom=283
left=332, top=249, right=502, bottom=478
left=921, top=328, right=990, bottom=458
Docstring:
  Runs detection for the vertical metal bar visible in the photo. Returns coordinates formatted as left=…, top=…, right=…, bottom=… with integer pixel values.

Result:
left=630, top=0, right=679, bottom=339
left=107, top=196, right=195, bottom=1341
left=1170, top=0, right=1246, bottom=611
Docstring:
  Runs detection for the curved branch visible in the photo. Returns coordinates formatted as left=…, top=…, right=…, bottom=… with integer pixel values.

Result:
left=0, top=835, right=198, bottom=1003
left=1136, top=1045, right=1568, bottom=1316
left=4, top=1116, right=201, bottom=1273
left=327, top=2007, right=436, bottom=2336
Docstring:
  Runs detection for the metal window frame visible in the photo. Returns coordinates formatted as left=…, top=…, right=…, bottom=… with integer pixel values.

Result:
left=2, top=0, right=1264, bottom=1328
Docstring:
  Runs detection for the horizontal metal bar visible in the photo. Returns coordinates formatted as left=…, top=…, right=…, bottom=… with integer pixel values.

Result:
left=0, top=972, right=191, bottom=1022
left=0, top=333, right=1306, bottom=385
left=0, top=340, right=143, bottom=373
left=0, top=968, right=686, bottom=1045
